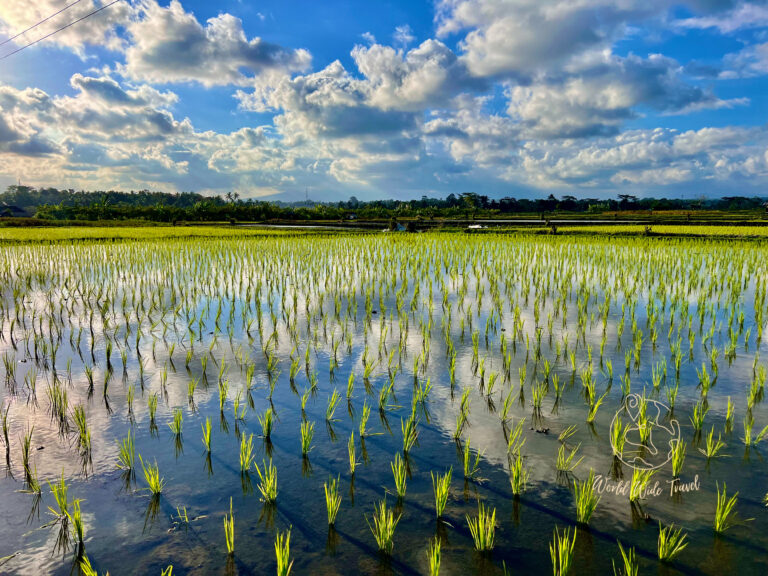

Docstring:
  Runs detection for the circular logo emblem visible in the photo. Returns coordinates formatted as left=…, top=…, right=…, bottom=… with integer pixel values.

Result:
left=610, top=393, right=681, bottom=471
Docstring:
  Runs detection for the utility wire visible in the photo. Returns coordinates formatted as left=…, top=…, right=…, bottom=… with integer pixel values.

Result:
left=0, top=0, right=123, bottom=61
left=0, top=0, right=85, bottom=47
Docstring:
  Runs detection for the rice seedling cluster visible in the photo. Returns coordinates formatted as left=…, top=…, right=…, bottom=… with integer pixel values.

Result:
left=0, top=229, right=767, bottom=574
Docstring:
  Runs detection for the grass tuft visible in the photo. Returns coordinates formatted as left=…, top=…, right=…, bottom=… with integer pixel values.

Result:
left=275, top=529, right=293, bottom=576
left=224, top=497, right=234, bottom=555
left=573, top=469, right=600, bottom=524
left=366, top=498, right=401, bottom=555
left=139, top=455, right=165, bottom=495
left=254, top=459, right=278, bottom=502
left=431, top=468, right=452, bottom=518
left=117, top=431, right=135, bottom=470
left=258, top=408, right=274, bottom=439
left=391, top=453, right=407, bottom=499
left=657, top=522, right=688, bottom=562
left=612, top=541, right=638, bottom=576
left=201, top=417, right=212, bottom=452
left=714, top=482, right=740, bottom=534
left=426, top=536, right=441, bottom=576
left=466, top=501, right=496, bottom=552
left=300, top=420, right=314, bottom=456
left=324, top=475, right=342, bottom=525
left=550, top=526, right=576, bottom=576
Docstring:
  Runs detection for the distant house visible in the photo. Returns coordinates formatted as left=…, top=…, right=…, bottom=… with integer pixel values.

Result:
left=346, top=213, right=358, bottom=220
left=0, top=203, right=26, bottom=217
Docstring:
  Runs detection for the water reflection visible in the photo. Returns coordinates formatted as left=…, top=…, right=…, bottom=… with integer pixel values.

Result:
left=1, top=237, right=768, bottom=575
left=141, top=496, right=161, bottom=534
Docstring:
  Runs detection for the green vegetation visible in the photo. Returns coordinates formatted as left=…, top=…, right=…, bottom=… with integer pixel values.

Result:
left=466, top=502, right=496, bottom=552
left=573, top=469, right=601, bottom=524
left=714, top=483, right=740, bottom=534
left=324, top=475, right=342, bottom=525
left=432, top=468, right=452, bottom=518
left=169, top=408, right=183, bottom=436
left=48, top=473, right=70, bottom=520
left=561, top=224, right=768, bottom=238
left=224, top=498, right=234, bottom=556
left=73, top=406, right=91, bottom=455
left=698, top=427, right=726, bottom=460
left=254, top=460, right=278, bottom=502
left=2, top=224, right=767, bottom=574
left=550, top=526, right=577, bottom=576
left=201, top=418, right=212, bottom=453
left=348, top=433, right=358, bottom=475
left=139, top=456, right=165, bottom=496
left=3, top=185, right=766, bottom=228
left=657, top=523, right=688, bottom=562
left=69, top=499, right=86, bottom=556
left=367, top=499, right=401, bottom=555
left=275, top=529, right=293, bottom=576
left=509, top=451, right=529, bottom=496
left=300, top=421, right=314, bottom=456
left=116, top=432, right=135, bottom=470
left=671, top=440, right=686, bottom=478
left=239, top=433, right=255, bottom=472
left=258, top=408, right=274, bottom=439
left=427, top=536, right=441, bottom=576
left=462, top=437, right=482, bottom=480
left=629, top=470, right=655, bottom=503
left=391, top=453, right=407, bottom=499
left=556, top=443, right=583, bottom=473
left=612, top=541, right=638, bottom=576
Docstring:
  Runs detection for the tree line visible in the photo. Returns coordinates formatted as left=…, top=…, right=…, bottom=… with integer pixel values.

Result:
left=1, top=186, right=766, bottom=222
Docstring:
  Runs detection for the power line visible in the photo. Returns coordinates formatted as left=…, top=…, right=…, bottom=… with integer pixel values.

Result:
left=0, top=0, right=124, bottom=61
left=0, top=0, right=85, bottom=48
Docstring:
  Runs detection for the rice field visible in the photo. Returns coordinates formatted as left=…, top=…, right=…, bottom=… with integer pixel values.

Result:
left=0, top=226, right=323, bottom=243
left=1, top=231, right=767, bottom=575
left=555, top=224, right=768, bottom=237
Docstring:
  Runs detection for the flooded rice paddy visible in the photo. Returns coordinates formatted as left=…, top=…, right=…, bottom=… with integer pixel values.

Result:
left=0, top=232, right=767, bottom=575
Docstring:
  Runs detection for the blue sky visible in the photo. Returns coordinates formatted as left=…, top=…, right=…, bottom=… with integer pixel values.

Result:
left=1, top=0, right=767, bottom=200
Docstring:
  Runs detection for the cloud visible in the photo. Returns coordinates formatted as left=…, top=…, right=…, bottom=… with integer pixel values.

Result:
left=261, top=61, right=421, bottom=141
left=53, top=74, right=191, bottom=143
left=0, top=0, right=135, bottom=54
left=423, top=96, right=768, bottom=191
left=515, top=126, right=768, bottom=189
left=435, top=0, right=663, bottom=79
left=0, top=75, right=195, bottom=188
left=265, top=62, right=424, bottom=184
left=0, top=85, right=60, bottom=156
left=0, top=71, right=416, bottom=194
left=1, top=0, right=766, bottom=198
left=676, top=2, right=768, bottom=33
left=0, top=112, right=59, bottom=156
left=69, top=73, right=179, bottom=109
left=425, top=95, right=520, bottom=167
left=506, top=53, right=748, bottom=139
left=4, top=70, right=768, bottom=197
left=721, top=41, right=768, bottom=77
left=237, top=38, right=484, bottom=118
left=233, top=40, right=489, bottom=184
left=393, top=24, right=416, bottom=47
left=351, top=39, right=485, bottom=111
left=120, top=0, right=311, bottom=87
left=192, top=126, right=301, bottom=176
